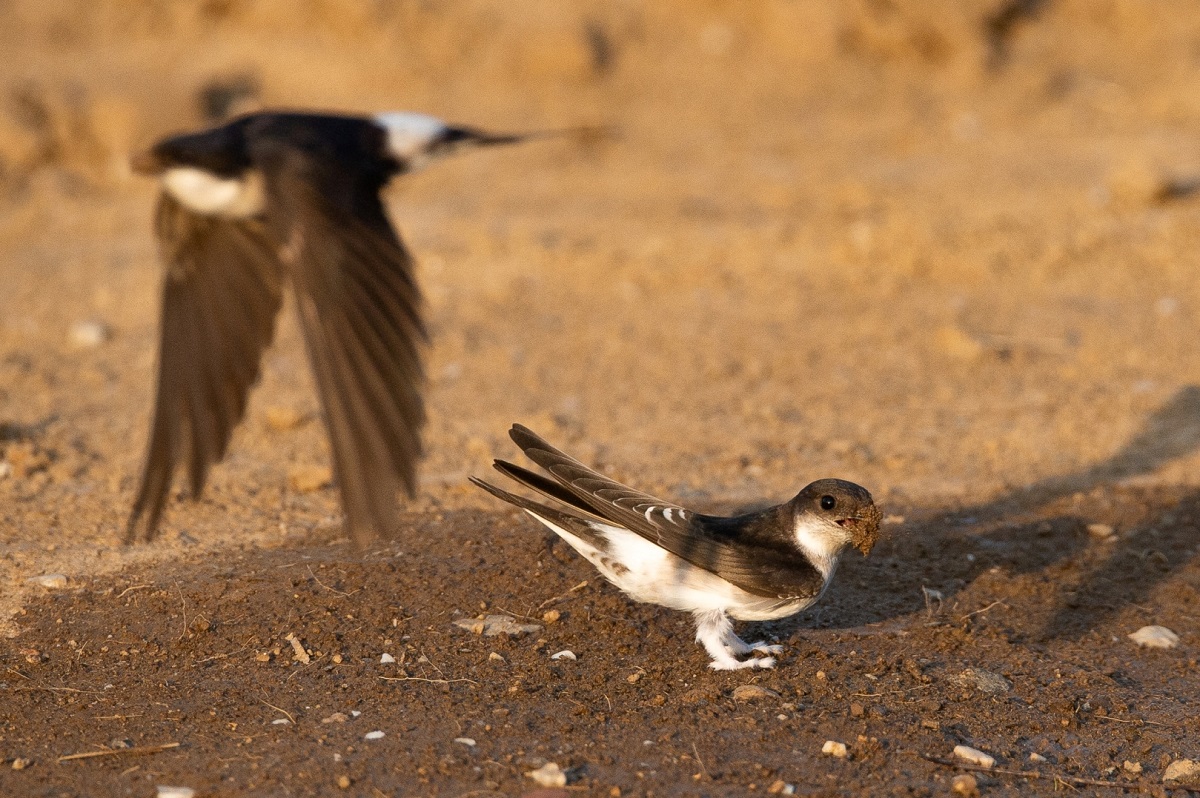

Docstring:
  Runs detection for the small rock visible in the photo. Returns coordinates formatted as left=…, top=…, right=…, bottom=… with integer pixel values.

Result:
left=68, top=319, right=111, bottom=348
left=27, top=574, right=68, bottom=589
left=1123, top=760, right=1143, bottom=774
left=11, top=758, right=31, bottom=770
left=951, top=774, right=979, bottom=797
left=732, top=684, right=779, bottom=702
left=1128, top=625, right=1179, bottom=649
left=953, top=745, right=995, bottom=768
left=550, top=650, right=577, bottom=661
left=454, top=737, right=476, bottom=747
left=921, top=719, right=940, bottom=731
left=156, top=788, right=196, bottom=798
left=271, top=718, right=290, bottom=725
left=821, top=740, right=848, bottom=758
left=1087, top=523, right=1115, bottom=540
left=850, top=702, right=865, bottom=717
left=285, top=634, right=311, bottom=664
left=542, top=609, right=561, bottom=624
left=527, top=762, right=568, bottom=788
left=1029, top=752, right=1047, bottom=763
left=321, top=713, right=349, bottom=724
left=288, top=464, right=332, bottom=493
left=489, top=652, right=505, bottom=662
left=951, top=667, right=1011, bottom=694
left=767, top=780, right=793, bottom=794
left=364, top=731, right=385, bottom=740
left=1164, top=759, right=1200, bottom=787
left=453, top=614, right=541, bottom=637
left=379, top=653, right=396, bottom=664
left=336, top=775, right=352, bottom=789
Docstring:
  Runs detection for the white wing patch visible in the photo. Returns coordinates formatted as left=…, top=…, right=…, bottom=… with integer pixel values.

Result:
left=162, top=167, right=265, bottom=218
left=374, top=112, right=447, bottom=165
left=662, top=508, right=674, bottom=522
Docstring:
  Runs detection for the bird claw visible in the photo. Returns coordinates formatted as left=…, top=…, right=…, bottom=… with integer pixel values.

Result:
left=749, top=642, right=784, bottom=655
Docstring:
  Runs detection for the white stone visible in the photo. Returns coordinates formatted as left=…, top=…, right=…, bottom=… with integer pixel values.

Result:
left=156, top=788, right=196, bottom=798
left=550, top=650, right=577, bottom=661
left=1086, top=523, right=1115, bottom=539
left=527, top=762, right=567, bottom=788
left=68, top=320, right=111, bottom=348
left=379, top=652, right=396, bottom=664
left=953, top=745, right=995, bottom=768
left=821, top=740, right=848, bottom=758
left=364, top=731, right=385, bottom=740
left=1029, top=752, right=1047, bottom=763
left=454, top=737, right=476, bottom=747
left=1165, top=759, right=1200, bottom=787
left=1128, top=625, right=1180, bottom=649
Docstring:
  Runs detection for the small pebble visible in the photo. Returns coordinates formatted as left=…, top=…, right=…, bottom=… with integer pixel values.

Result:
left=550, top=650, right=577, bottom=661
left=321, top=713, right=349, bottom=724
left=27, top=574, right=68, bottom=589
left=767, top=780, right=792, bottom=794
left=951, top=774, right=979, bottom=797
left=489, top=652, right=505, bottom=662
left=731, top=684, right=779, bottom=702
left=364, top=731, right=385, bottom=740
left=271, top=718, right=290, bottom=725
left=336, top=775, right=352, bottom=789
left=821, top=740, right=848, bottom=758
left=1124, top=760, right=1143, bottom=774
left=380, top=653, right=396, bottom=664
left=11, top=758, right=31, bottom=770
left=68, top=319, right=111, bottom=348
left=953, top=745, right=995, bottom=768
left=1165, top=759, right=1200, bottom=787
left=951, top=667, right=1011, bottom=694
left=454, top=737, right=476, bottom=747
left=527, top=762, right=568, bottom=788
left=1029, top=752, right=1047, bottom=763
left=1087, top=523, right=1115, bottom=539
left=542, top=609, right=561, bottom=624
left=156, top=788, right=196, bottom=798
left=1128, top=625, right=1179, bottom=649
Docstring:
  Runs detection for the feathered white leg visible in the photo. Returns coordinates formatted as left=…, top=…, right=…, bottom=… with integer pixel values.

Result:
left=722, top=630, right=784, bottom=657
left=693, top=609, right=776, bottom=670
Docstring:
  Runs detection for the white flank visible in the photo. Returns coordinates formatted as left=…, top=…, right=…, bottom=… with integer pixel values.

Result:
left=162, top=167, right=265, bottom=218
left=524, top=511, right=810, bottom=621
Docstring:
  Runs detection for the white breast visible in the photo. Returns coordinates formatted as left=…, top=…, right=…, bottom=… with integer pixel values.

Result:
left=161, top=167, right=265, bottom=218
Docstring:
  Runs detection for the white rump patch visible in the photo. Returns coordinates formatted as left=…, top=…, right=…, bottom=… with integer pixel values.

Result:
left=374, top=111, right=448, bottom=165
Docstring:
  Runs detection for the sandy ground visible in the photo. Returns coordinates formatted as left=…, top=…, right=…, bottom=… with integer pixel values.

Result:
left=1, top=1, right=1200, bottom=795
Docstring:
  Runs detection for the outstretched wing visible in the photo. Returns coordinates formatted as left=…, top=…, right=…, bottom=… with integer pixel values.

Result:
left=503, top=425, right=824, bottom=599
left=250, top=131, right=426, bottom=546
left=126, top=194, right=284, bottom=542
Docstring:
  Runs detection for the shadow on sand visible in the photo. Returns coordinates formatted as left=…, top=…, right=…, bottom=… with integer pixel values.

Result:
left=784, top=384, right=1200, bottom=641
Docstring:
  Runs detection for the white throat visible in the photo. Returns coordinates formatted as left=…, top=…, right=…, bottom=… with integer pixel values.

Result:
left=374, top=111, right=448, bottom=168
left=793, top=516, right=844, bottom=581
left=162, top=167, right=264, bottom=218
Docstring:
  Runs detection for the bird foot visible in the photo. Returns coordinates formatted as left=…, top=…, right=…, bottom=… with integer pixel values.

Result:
left=708, top=655, right=777, bottom=671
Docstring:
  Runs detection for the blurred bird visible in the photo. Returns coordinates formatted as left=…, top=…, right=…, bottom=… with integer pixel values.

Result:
left=473, top=424, right=882, bottom=670
left=126, top=110, right=560, bottom=545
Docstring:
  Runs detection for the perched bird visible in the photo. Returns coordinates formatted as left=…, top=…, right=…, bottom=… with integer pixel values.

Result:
left=472, top=425, right=882, bottom=670
left=126, top=110, right=548, bottom=545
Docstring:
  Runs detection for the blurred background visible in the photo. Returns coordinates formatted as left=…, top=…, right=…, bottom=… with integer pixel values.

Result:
left=3, top=0, right=1200, bottom=561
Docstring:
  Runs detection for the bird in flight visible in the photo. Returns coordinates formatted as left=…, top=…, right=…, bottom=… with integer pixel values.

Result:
left=126, top=110, right=552, bottom=546
left=473, top=424, right=882, bottom=670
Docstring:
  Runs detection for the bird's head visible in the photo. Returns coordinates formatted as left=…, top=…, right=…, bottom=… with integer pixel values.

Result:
left=792, top=478, right=881, bottom=557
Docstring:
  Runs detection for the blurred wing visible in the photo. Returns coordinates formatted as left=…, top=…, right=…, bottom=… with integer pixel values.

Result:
left=253, top=139, right=426, bottom=546
left=126, top=194, right=284, bottom=542
left=508, top=424, right=823, bottom=598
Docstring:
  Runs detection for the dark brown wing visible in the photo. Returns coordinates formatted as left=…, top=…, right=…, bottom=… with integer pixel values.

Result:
left=250, top=137, right=426, bottom=546
left=126, top=194, right=284, bottom=542
left=506, top=424, right=824, bottom=599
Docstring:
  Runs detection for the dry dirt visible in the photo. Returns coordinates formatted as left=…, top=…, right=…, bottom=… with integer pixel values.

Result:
left=2, top=1, right=1200, bottom=795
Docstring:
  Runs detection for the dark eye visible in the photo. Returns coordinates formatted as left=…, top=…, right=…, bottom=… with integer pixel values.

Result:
left=820, top=495, right=836, bottom=511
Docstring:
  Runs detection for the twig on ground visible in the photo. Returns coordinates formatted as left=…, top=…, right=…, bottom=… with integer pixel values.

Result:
left=379, top=676, right=478, bottom=686
left=538, top=581, right=589, bottom=609
left=912, top=751, right=1142, bottom=791
left=58, top=742, right=180, bottom=763
left=259, top=698, right=295, bottom=724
